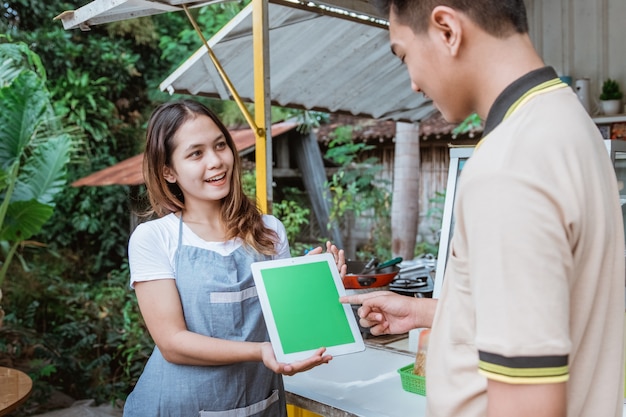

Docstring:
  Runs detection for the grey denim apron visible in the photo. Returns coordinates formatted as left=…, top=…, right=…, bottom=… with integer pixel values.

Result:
left=123, top=216, right=287, bottom=417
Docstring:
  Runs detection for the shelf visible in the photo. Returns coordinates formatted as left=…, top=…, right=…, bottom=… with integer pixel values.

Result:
left=593, top=114, right=626, bottom=124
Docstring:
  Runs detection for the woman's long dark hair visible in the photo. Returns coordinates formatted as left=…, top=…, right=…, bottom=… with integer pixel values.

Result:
left=142, top=99, right=278, bottom=255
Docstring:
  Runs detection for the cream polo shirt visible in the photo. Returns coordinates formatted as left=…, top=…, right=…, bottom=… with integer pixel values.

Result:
left=427, top=67, right=625, bottom=417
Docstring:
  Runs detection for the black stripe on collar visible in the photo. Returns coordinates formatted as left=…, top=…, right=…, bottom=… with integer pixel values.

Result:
left=482, top=67, right=559, bottom=138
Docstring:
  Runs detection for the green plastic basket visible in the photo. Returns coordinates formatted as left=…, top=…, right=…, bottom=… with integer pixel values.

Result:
left=398, top=364, right=426, bottom=396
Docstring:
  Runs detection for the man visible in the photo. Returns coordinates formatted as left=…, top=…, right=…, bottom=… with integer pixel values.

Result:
left=341, top=1, right=625, bottom=416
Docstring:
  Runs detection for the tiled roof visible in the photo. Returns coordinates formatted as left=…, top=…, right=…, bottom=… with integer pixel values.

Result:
left=72, top=121, right=298, bottom=187
left=315, top=111, right=484, bottom=144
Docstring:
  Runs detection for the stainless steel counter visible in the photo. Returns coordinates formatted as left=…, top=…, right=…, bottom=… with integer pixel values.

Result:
left=284, top=345, right=426, bottom=417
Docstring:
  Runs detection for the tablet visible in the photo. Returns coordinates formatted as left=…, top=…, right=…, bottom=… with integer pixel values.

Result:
left=251, top=252, right=365, bottom=363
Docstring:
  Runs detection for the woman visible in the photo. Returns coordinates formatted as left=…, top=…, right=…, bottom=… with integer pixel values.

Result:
left=124, top=99, right=345, bottom=416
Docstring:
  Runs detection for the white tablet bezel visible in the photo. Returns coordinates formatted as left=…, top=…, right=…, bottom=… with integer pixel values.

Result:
left=251, top=252, right=365, bottom=363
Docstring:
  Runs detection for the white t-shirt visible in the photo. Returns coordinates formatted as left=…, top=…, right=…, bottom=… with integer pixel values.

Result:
left=128, top=213, right=290, bottom=288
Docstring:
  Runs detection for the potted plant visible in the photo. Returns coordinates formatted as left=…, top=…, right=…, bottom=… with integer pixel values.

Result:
left=0, top=42, right=73, bottom=326
left=599, top=78, right=623, bottom=115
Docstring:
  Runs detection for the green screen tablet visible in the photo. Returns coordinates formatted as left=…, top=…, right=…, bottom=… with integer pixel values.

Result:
left=251, top=253, right=365, bottom=363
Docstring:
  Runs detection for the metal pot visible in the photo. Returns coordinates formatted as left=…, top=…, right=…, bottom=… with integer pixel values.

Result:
left=343, top=260, right=400, bottom=289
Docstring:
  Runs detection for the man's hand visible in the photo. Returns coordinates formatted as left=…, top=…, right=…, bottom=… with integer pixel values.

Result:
left=340, top=291, right=437, bottom=334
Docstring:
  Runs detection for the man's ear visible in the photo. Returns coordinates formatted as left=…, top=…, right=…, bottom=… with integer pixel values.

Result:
left=163, top=166, right=176, bottom=184
left=430, top=6, right=462, bottom=57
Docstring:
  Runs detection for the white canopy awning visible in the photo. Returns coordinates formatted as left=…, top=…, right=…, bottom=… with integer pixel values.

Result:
left=56, top=0, right=222, bottom=30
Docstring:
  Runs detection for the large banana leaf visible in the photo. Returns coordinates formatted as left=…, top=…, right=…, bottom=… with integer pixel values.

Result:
left=0, top=58, right=24, bottom=88
left=0, top=71, right=48, bottom=170
left=0, top=42, right=47, bottom=86
left=0, top=168, right=8, bottom=193
left=0, top=200, right=53, bottom=242
left=0, top=42, right=72, bottom=288
left=12, top=135, right=71, bottom=205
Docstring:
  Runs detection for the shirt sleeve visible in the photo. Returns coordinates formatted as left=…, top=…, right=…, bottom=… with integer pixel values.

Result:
left=128, top=221, right=176, bottom=288
left=263, top=214, right=291, bottom=259
left=457, top=171, right=570, bottom=384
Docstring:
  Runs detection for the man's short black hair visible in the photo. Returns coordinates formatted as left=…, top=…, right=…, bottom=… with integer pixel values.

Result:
left=371, top=0, right=529, bottom=37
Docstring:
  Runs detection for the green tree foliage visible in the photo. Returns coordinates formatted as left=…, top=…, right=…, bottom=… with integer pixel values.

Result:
left=1, top=257, right=153, bottom=409
left=324, top=126, right=392, bottom=260
left=0, top=41, right=73, bottom=292
left=414, top=190, right=445, bottom=257
left=156, top=3, right=248, bottom=70
left=1, top=1, right=156, bottom=278
left=243, top=170, right=311, bottom=257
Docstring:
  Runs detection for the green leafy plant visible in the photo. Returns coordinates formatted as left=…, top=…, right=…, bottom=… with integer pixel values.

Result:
left=1, top=257, right=153, bottom=412
left=51, top=68, right=116, bottom=144
left=414, top=190, right=446, bottom=257
left=325, top=126, right=384, bottom=221
left=0, top=42, right=73, bottom=311
left=243, top=170, right=312, bottom=257
left=452, top=113, right=482, bottom=135
left=600, top=78, right=623, bottom=101
left=324, top=126, right=392, bottom=260
left=273, top=200, right=310, bottom=244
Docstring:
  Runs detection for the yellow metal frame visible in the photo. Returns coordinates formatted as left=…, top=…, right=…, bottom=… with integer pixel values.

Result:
left=182, top=1, right=270, bottom=213
left=286, top=404, right=322, bottom=417
left=252, top=0, right=270, bottom=214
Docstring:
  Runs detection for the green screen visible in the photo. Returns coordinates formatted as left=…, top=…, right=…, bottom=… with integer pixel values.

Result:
left=260, top=261, right=355, bottom=353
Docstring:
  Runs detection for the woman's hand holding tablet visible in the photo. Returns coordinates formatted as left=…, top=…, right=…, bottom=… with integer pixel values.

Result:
left=251, top=253, right=365, bottom=364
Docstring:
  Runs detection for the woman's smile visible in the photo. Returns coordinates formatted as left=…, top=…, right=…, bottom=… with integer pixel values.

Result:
left=205, top=172, right=227, bottom=184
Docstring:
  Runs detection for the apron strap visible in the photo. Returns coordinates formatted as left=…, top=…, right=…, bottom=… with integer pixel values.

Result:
left=178, top=213, right=184, bottom=247
left=175, top=213, right=184, bottom=275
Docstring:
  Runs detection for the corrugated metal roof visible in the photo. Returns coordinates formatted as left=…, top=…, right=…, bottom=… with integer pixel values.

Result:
left=72, top=121, right=298, bottom=187
left=160, top=0, right=434, bottom=122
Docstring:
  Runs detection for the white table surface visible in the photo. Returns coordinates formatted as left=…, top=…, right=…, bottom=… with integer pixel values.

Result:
left=285, top=345, right=426, bottom=417
left=285, top=345, right=626, bottom=417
